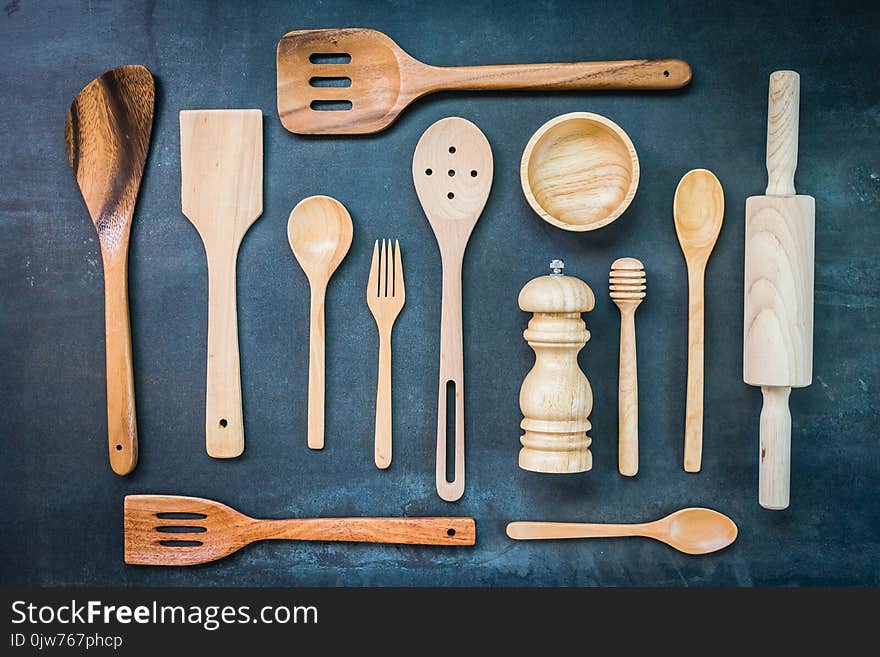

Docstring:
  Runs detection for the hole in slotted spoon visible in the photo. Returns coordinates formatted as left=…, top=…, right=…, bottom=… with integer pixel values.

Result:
left=310, top=99, right=353, bottom=111
left=309, top=76, right=352, bottom=88
left=159, top=540, right=203, bottom=547
left=309, top=53, right=351, bottom=64
left=155, top=526, right=207, bottom=533
left=445, top=380, right=456, bottom=483
left=156, top=512, right=207, bottom=520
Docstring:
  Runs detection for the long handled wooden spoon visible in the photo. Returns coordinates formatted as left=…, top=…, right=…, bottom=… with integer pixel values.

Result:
left=180, top=110, right=263, bottom=458
left=288, top=196, right=353, bottom=450
left=125, top=495, right=475, bottom=566
left=413, top=117, right=493, bottom=501
left=65, top=65, right=154, bottom=475
left=277, top=28, right=692, bottom=134
left=674, top=169, right=724, bottom=473
left=507, top=508, right=737, bottom=555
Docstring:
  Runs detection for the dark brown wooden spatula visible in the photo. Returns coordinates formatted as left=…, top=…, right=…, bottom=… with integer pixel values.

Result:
left=125, top=495, right=476, bottom=565
left=65, top=65, right=154, bottom=475
left=276, top=28, right=692, bottom=134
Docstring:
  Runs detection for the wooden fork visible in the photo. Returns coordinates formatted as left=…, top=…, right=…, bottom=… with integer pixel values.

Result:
left=367, top=240, right=405, bottom=469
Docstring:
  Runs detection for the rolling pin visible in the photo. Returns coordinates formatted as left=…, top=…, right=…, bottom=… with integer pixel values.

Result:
left=744, top=71, right=815, bottom=510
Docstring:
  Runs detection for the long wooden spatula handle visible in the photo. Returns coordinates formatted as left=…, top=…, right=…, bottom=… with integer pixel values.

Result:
left=103, top=253, right=138, bottom=475
left=432, top=59, right=691, bottom=92
left=205, top=252, right=245, bottom=458
left=259, top=517, right=476, bottom=545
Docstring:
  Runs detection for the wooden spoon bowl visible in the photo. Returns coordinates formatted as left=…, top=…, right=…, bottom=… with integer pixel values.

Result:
left=521, top=112, right=639, bottom=231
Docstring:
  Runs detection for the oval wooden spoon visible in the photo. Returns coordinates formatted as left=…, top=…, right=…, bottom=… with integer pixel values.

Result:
left=65, top=65, right=154, bottom=475
left=673, top=169, right=724, bottom=473
left=507, top=508, right=737, bottom=555
left=288, top=196, right=353, bottom=450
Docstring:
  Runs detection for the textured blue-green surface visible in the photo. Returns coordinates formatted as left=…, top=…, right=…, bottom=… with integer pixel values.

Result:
left=1, top=0, right=878, bottom=586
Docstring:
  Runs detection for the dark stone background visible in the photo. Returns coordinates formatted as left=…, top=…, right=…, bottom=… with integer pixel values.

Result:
left=1, top=0, right=877, bottom=586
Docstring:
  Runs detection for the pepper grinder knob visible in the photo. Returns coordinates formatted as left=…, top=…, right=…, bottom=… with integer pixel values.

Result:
left=517, top=264, right=595, bottom=473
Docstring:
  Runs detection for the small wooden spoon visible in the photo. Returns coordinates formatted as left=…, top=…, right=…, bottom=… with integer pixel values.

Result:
left=673, top=169, right=724, bottom=473
left=288, top=196, right=353, bottom=450
left=65, top=65, right=154, bottom=475
left=507, top=508, right=737, bottom=555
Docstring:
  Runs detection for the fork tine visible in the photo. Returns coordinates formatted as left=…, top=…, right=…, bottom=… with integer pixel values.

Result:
left=394, top=240, right=404, bottom=299
left=368, top=240, right=379, bottom=298
left=380, top=239, right=388, bottom=297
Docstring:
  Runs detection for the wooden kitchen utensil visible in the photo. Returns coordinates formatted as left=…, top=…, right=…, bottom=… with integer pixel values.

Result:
left=521, top=112, right=639, bottom=231
left=413, top=117, right=493, bottom=501
left=518, top=260, right=595, bottom=473
left=367, top=239, right=405, bottom=469
left=507, top=508, right=737, bottom=555
left=673, top=169, right=724, bottom=473
left=65, top=65, right=154, bottom=475
left=745, top=71, right=815, bottom=510
left=288, top=196, right=353, bottom=450
left=610, top=258, right=646, bottom=477
left=124, top=495, right=476, bottom=566
left=277, top=28, right=692, bottom=135
left=180, top=109, right=263, bottom=458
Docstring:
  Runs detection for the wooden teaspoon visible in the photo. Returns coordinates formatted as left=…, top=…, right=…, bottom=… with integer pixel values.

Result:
left=507, top=508, right=737, bottom=555
left=674, top=169, right=724, bottom=473
left=65, top=65, right=154, bottom=475
left=288, top=196, right=353, bottom=450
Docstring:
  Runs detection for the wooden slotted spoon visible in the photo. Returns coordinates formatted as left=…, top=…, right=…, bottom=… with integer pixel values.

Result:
left=413, top=117, right=493, bottom=501
left=277, top=28, right=692, bottom=134
left=65, top=65, right=155, bottom=475
left=124, top=495, right=476, bottom=566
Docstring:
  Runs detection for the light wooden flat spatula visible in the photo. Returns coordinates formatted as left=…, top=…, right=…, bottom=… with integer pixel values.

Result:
left=124, top=495, right=476, bottom=566
left=180, top=110, right=263, bottom=458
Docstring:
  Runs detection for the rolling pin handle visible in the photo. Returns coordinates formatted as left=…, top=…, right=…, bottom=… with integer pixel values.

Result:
left=758, top=385, right=792, bottom=510
left=765, top=70, right=800, bottom=196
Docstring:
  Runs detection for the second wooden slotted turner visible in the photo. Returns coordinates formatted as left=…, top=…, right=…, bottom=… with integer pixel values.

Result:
left=413, top=117, right=493, bottom=501
left=277, top=28, right=692, bottom=134
left=125, top=495, right=475, bottom=566
left=181, top=110, right=263, bottom=458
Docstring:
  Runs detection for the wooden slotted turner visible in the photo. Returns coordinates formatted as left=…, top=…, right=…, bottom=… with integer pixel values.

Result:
left=413, top=118, right=493, bottom=501
left=124, top=495, right=476, bottom=565
left=65, top=65, right=155, bottom=475
left=276, top=28, right=692, bottom=134
left=180, top=110, right=263, bottom=458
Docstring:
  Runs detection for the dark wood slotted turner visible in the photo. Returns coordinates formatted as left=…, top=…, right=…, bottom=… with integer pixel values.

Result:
left=276, top=28, right=692, bottom=134
left=65, top=65, right=155, bottom=475
left=124, top=495, right=476, bottom=566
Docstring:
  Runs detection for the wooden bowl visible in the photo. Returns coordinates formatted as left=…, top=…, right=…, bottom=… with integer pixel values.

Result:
left=520, top=112, right=639, bottom=231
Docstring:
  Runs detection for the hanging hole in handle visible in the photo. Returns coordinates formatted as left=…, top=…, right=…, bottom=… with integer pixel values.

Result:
left=663, top=70, right=670, bottom=77
left=448, top=146, right=456, bottom=153
left=445, top=380, right=456, bottom=484
left=447, top=192, right=454, bottom=199
left=219, top=418, right=228, bottom=428
left=446, top=528, right=456, bottom=537
left=115, top=444, right=122, bottom=451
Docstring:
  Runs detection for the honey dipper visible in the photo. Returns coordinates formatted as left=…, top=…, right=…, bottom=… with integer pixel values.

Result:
left=610, top=258, right=646, bottom=476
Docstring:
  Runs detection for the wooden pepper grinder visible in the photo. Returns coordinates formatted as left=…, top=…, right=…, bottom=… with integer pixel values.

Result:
left=518, top=260, right=596, bottom=473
